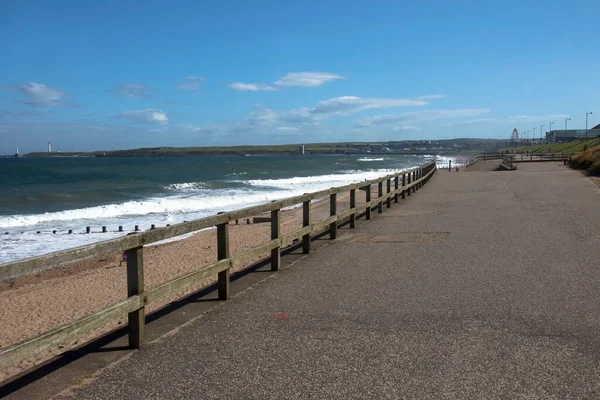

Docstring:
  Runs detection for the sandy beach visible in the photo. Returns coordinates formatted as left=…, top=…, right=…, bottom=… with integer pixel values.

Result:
left=0, top=188, right=377, bottom=382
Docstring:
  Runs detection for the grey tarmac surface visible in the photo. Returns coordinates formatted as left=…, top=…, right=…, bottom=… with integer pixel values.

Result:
left=56, top=163, right=600, bottom=399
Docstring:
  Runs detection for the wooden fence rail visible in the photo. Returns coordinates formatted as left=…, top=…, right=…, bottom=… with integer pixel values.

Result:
left=465, top=152, right=570, bottom=168
left=0, top=161, right=437, bottom=370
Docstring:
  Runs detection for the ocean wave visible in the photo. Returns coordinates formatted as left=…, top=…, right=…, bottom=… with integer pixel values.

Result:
left=0, top=190, right=264, bottom=228
left=358, top=157, right=384, bottom=162
left=434, top=155, right=463, bottom=167
left=246, top=169, right=402, bottom=190
left=165, top=182, right=208, bottom=190
left=0, top=169, right=406, bottom=229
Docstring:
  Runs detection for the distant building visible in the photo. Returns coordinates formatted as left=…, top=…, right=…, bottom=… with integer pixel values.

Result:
left=299, top=145, right=305, bottom=155
left=546, top=125, right=600, bottom=143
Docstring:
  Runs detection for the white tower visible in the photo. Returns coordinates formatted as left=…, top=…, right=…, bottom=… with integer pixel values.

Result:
left=48, top=142, right=52, bottom=152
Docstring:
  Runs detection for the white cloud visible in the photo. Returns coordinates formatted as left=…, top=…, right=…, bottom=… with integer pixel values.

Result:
left=392, top=126, right=421, bottom=132
left=312, top=96, right=430, bottom=117
left=276, top=126, right=300, bottom=132
left=18, top=82, right=68, bottom=107
left=453, top=113, right=570, bottom=126
left=416, top=94, right=446, bottom=101
left=177, top=123, right=202, bottom=132
left=110, top=83, right=151, bottom=99
left=274, top=72, right=343, bottom=87
left=228, top=71, right=343, bottom=92
left=242, top=95, right=438, bottom=131
left=0, top=109, right=48, bottom=119
left=505, top=114, right=569, bottom=123
left=177, top=76, right=205, bottom=91
left=356, top=108, right=490, bottom=126
left=228, top=82, right=278, bottom=92
left=118, top=109, right=169, bottom=124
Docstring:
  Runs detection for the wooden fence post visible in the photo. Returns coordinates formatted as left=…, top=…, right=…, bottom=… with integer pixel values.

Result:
left=365, top=186, right=372, bottom=220
left=413, top=171, right=417, bottom=193
left=378, top=181, right=383, bottom=213
left=271, top=208, right=281, bottom=271
left=126, top=246, right=145, bottom=348
left=402, top=174, right=406, bottom=199
left=386, top=179, right=391, bottom=208
left=329, top=193, right=337, bottom=239
left=302, top=200, right=311, bottom=254
left=394, top=176, right=399, bottom=203
left=407, top=172, right=412, bottom=196
left=350, top=188, right=356, bottom=228
left=217, top=222, right=230, bottom=300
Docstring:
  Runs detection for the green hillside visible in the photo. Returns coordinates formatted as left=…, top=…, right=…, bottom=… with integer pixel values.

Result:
left=500, top=138, right=600, bottom=155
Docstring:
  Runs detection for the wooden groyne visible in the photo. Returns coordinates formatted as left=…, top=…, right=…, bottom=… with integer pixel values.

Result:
left=0, top=162, right=436, bottom=370
left=3, top=217, right=295, bottom=237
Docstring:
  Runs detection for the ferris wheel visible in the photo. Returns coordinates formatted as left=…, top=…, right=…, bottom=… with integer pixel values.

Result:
left=511, top=128, right=519, bottom=141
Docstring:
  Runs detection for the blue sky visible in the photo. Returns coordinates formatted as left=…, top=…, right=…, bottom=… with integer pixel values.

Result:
left=1, top=0, right=598, bottom=153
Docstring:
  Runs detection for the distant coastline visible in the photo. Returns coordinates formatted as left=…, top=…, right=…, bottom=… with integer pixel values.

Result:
left=6, top=138, right=503, bottom=158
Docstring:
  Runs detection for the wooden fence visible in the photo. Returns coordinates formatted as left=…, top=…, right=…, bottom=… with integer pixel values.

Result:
left=465, top=152, right=571, bottom=168
left=0, top=161, right=436, bottom=370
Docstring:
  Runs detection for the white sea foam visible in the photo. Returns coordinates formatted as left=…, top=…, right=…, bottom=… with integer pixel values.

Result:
left=434, top=155, right=463, bottom=167
left=1, top=169, right=416, bottom=230
left=245, top=169, right=403, bottom=192
left=0, top=166, right=422, bottom=263
left=358, top=157, right=384, bottom=162
left=165, top=182, right=207, bottom=190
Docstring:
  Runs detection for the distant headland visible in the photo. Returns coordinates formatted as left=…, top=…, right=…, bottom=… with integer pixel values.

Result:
left=13, top=139, right=503, bottom=158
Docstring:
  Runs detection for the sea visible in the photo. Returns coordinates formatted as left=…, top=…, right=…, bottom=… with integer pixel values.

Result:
left=0, top=154, right=457, bottom=263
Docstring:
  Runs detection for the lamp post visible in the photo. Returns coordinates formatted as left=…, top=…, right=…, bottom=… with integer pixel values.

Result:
left=565, top=117, right=571, bottom=130
left=550, top=122, right=554, bottom=143
left=586, top=112, right=593, bottom=139
left=541, top=124, right=545, bottom=141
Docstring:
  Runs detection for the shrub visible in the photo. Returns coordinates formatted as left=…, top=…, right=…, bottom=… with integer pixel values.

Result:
left=570, top=144, right=600, bottom=172
left=589, top=159, right=600, bottom=176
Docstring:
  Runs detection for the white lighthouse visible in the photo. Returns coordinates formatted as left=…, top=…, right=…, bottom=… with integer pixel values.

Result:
left=48, top=142, right=52, bottom=153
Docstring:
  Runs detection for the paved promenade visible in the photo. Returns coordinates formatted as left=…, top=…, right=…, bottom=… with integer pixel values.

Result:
left=54, top=163, right=600, bottom=398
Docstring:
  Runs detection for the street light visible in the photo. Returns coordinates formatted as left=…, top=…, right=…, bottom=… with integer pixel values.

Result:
left=533, top=127, right=537, bottom=141
left=541, top=124, right=545, bottom=141
left=565, top=117, right=571, bottom=130
left=586, top=111, right=594, bottom=139
left=550, top=122, right=554, bottom=143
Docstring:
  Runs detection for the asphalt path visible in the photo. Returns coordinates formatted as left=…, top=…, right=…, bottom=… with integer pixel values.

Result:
left=57, top=163, right=600, bottom=399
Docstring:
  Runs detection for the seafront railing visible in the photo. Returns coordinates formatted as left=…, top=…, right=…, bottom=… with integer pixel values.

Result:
left=465, top=152, right=570, bottom=168
left=0, top=161, right=436, bottom=371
